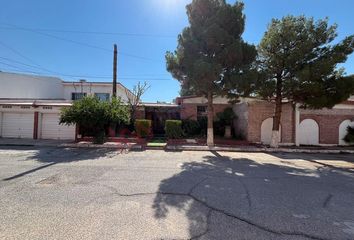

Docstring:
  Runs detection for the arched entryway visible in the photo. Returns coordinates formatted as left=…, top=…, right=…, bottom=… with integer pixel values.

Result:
left=299, top=119, right=319, bottom=145
left=261, top=118, right=281, bottom=145
left=339, top=120, right=354, bottom=145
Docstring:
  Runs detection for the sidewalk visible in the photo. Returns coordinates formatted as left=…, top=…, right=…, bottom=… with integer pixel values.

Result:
left=0, top=138, right=353, bottom=154
left=0, top=138, right=72, bottom=147
left=165, top=144, right=354, bottom=154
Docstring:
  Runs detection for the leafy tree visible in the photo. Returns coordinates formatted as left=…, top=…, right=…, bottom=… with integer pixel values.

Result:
left=60, top=96, right=130, bottom=143
left=166, top=0, right=256, bottom=145
left=257, top=15, right=354, bottom=147
left=179, top=85, right=195, bottom=97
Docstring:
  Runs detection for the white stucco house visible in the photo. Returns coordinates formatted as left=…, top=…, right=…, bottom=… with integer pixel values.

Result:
left=0, top=72, right=134, bottom=140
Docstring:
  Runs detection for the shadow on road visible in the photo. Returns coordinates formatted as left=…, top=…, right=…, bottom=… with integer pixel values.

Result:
left=152, top=151, right=354, bottom=239
left=1, top=146, right=121, bottom=181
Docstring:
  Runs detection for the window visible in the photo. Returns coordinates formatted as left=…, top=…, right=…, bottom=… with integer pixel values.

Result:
left=71, top=92, right=86, bottom=100
left=2, top=105, right=12, bottom=109
left=20, top=106, right=31, bottom=109
left=94, top=93, right=110, bottom=101
left=197, top=106, right=207, bottom=117
left=43, top=106, right=52, bottom=110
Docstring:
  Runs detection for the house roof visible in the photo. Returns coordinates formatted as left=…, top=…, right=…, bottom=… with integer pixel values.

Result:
left=141, top=102, right=179, bottom=108
left=62, top=81, right=135, bottom=98
left=0, top=99, right=72, bottom=107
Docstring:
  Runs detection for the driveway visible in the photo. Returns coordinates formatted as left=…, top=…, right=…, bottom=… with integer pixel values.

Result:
left=0, top=147, right=353, bottom=240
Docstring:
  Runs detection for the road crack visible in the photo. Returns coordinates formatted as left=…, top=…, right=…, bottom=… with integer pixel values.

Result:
left=323, top=193, right=333, bottom=208
left=97, top=183, right=328, bottom=240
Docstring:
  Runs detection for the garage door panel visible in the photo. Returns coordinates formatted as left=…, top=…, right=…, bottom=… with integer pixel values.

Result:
left=41, top=114, right=75, bottom=140
left=1, top=113, right=34, bottom=138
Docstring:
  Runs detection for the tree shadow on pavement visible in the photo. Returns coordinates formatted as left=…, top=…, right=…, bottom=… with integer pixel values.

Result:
left=152, top=151, right=354, bottom=240
left=1, top=146, right=122, bottom=181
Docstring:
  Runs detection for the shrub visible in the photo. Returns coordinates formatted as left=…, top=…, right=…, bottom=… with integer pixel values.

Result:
left=213, top=120, right=225, bottom=136
left=60, top=96, right=130, bottom=143
left=197, top=116, right=208, bottom=136
left=165, top=120, right=183, bottom=139
left=216, top=107, right=236, bottom=125
left=93, top=131, right=106, bottom=144
left=182, top=119, right=201, bottom=137
left=134, top=119, right=151, bottom=138
left=344, top=126, right=354, bottom=144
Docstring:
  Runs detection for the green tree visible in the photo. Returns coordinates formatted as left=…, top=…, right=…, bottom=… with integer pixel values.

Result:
left=257, top=15, right=354, bottom=147
left=166, top=0, right=256, bottom=146
left=60, top=96, right=130, bottom=143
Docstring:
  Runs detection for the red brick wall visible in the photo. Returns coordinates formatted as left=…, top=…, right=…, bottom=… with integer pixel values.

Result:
left=180, top=103, right=231, bottom=120
left=300, top=108, right=354, bottom=144
left=247, top=101, right=295, bottom=143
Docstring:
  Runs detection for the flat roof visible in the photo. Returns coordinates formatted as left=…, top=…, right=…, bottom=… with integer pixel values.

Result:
left=142, top=102, right=179, bottom=107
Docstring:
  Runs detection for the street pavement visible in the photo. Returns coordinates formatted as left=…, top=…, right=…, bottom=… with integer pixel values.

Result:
left=0, top=147, right=353, bottom=240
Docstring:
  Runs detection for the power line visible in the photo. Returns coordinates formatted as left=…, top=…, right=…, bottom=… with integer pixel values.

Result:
left=0, top=56, right=172, bottom=80
left=0, top=40, right=43, bottom=68
left=0, top=25, right=176, bottom=38
left=0, top=23, right=160, bottom=62
left=0, top=67, right=173, bottom=81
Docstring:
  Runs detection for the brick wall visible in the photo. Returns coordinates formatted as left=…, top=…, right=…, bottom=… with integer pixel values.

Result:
left=180, top=103, right=231, bottom=120
left=180, top=104, right=197, bottom=120
left=247, top=101, right=295, bottom=143
left=300, top=108, right=354, bottom=144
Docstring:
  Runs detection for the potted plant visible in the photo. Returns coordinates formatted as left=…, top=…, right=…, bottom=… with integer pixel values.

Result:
left=216, top=108, right=236, bottom=138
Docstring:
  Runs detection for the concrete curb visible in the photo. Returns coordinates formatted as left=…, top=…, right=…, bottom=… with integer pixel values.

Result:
left=61, top=143, right=143, bottom=151
left=165, top=145, right=354, bottom=154
left=1, top=141, right=353, bottom=154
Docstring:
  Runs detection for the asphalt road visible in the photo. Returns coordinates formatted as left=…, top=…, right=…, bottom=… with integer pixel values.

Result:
left=0, top=147, right=354, bottom=240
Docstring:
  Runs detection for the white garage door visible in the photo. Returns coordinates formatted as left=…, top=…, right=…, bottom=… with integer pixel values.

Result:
left=299, top=119, right=319, bottom=145
left=339, top=120, right=354, bottom=145
left=41, top=113, right=75, bottom=140
left=1, top=113, right=34, bottom=138
left=261, top=118, right=281, bottom=144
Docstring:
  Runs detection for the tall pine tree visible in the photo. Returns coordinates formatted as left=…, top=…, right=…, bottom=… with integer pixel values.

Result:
left=257, top=16, right=354, bottom=147
left=166, top=0, right=256, bottom=146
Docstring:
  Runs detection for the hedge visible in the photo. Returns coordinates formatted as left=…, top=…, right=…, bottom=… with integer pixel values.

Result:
left=182, top=119, right=201, bottom=137
left=165, top=120, right=183, bottom=139
left=344, top=126, right=354, bottom=144
left=134, top=119, right=151, bottom=138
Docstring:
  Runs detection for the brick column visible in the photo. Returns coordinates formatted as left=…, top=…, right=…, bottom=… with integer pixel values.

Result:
left=33, top=112, right=39, bottom=139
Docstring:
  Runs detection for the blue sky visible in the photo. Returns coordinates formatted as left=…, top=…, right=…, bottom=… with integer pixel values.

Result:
left=0, top=0, right=353, bottom=102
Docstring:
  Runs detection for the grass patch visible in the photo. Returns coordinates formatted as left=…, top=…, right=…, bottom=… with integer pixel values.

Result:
left=147, top=142, right=167, bottom=147
left=147, top=138, right=167, bottom=147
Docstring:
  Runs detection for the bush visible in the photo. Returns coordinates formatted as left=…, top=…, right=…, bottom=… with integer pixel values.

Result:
left=60, top=96, right=130, bottom=143
left=213, top=120, right=225, bottom=136
left=134, top=119, right=151, bottom=138
left=197, top=116, right=208, bottom=136
left=216, top=107, right=236, bottom=125
left=344, top=126, right=354, bottom=144
left=182, top=119, right=201, bottom=137
left=93, top=131, right=106, bottom=144
left=165, top=120, right=183, bottom=139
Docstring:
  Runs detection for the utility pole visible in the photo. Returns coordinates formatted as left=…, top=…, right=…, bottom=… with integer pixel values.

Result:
left=112, top=44, right=117, bottom=98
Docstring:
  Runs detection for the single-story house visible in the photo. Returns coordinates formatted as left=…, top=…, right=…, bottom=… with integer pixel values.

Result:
left=1, top=71, right=353, bottom=146
left=175, top=95, right=354, bottom=146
